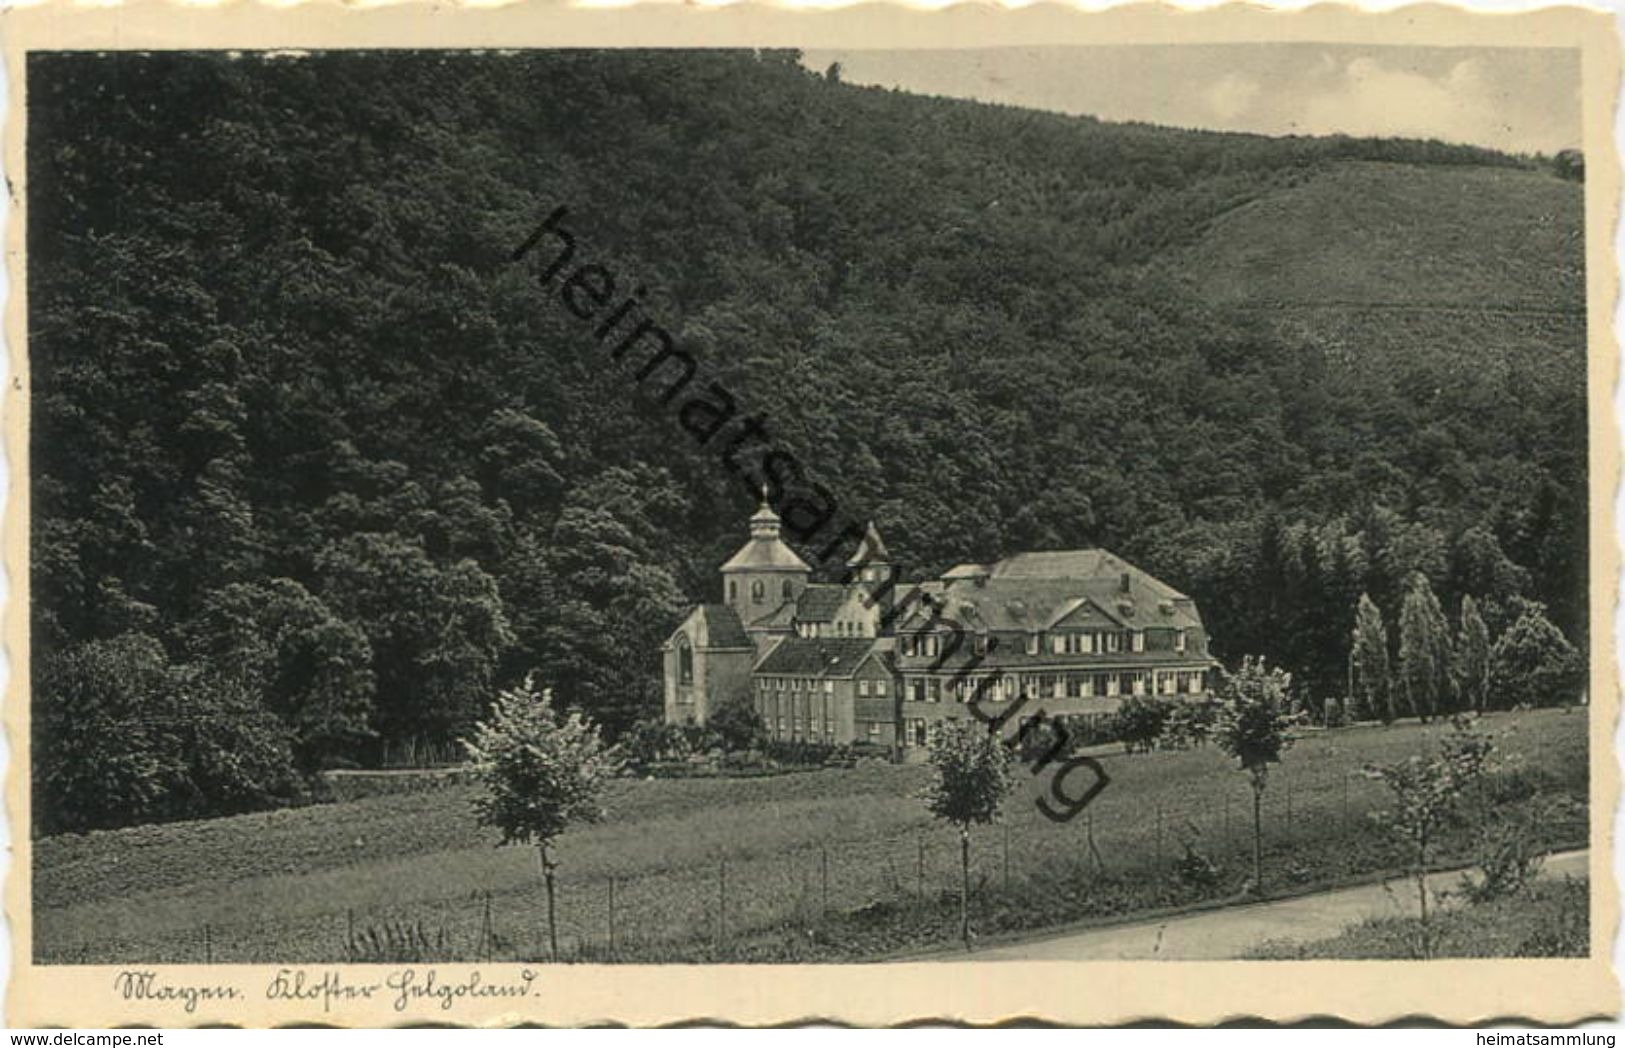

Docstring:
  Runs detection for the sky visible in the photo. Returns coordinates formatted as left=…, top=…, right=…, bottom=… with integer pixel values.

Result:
left=800, top=45, right=1581, bottom=156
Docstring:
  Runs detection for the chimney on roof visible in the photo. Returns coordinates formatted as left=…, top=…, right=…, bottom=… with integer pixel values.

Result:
left=1119, top=571, right=1131, bottom=594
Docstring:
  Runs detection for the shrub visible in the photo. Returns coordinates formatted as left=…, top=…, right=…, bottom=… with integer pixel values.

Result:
left=1174, top=841, right=1222, bottom=887
left=1161, top=700, right=1217, bottom=749
left=1015, top=716, right=1074, bottom=764
left=1461, top=793, right=1581, bottom=904
left=1112, top=696, right=1171, bottom=754
left=708, top=692, right=767, bottom=753
left=619, top=718, right=703, bottom=769
left=762, top=738, right=844, bottom=766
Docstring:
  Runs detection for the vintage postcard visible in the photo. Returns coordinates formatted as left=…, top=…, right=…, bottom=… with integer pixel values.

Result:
left=3, top=0, right=1619, bottom=1028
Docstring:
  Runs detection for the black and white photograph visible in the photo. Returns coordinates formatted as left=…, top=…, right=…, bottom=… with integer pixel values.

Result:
left=8, top=3, right=1617, bottom=1027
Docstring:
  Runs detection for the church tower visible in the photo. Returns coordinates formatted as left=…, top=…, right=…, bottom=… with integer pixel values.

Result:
left=721, top=496, right=811, bottom=623
left=848, top=521, right=898, bottom=629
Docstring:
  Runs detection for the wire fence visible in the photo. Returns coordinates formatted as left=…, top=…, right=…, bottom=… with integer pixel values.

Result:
left=43, top=716, right=1582, bottom=965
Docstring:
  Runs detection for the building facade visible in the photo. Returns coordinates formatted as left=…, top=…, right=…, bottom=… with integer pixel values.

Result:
left=661, top=502, right=1219, bottom=756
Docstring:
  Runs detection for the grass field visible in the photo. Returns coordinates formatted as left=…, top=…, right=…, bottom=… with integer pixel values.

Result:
left=34, top=708, right=1588, bottom=964
left=1246, top=876, right=1590, bottom=960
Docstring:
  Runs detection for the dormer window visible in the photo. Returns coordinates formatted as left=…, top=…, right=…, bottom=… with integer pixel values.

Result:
left=1025, top=633, right=1040, bottom=656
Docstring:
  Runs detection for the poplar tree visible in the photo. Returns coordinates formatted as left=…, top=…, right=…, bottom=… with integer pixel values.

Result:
left=1351, top=593, right=1394, bottom=724
left=1456, top=595, right=1493, bottom=714
left=1398, top=573, right=1454, bottom=721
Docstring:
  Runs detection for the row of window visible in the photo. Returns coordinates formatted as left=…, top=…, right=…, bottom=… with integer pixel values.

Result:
left=729, top=578, right=798, bottom=605
left=903, top=669, right=1208, bottom=704
left=897, top=629, right=1187, bottom=659
left=767, top=720, right=838, bottom=743
left=761, top=718, right=887, bottom=744
left=755, top=676, right=889, bottom=696
left=758, top=692, right=833, bottom=720
left=759, top=677, right=836, bottom=694
left=796, top=620, right=871, bottom=639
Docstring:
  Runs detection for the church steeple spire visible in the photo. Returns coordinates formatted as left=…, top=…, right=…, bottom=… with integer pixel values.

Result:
left=749, top=490, right=783, bottom=541
left=721, top=494, right=811, bottom=620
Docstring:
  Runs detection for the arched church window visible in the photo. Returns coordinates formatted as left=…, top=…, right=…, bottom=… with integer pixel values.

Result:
left=751, top=579, right=765, bottom=603
left=728, top=580, right=738, bottom=603
left=678, top=639, right=694, bottom=685
left=782, top=579, right=794, bottom=602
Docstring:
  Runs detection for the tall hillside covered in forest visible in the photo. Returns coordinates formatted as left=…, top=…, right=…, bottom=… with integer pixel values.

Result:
left=28, top=49, right=1587, bottom=832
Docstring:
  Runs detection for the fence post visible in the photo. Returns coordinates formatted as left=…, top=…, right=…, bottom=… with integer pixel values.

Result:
left=1341, top=774, right=1350, bottom=829
left=1155, top=803, right=1164, bottom=863
left=346, top=908, right=355, bottom=963
left=1002, top=824, right=1011, bottom=889
left=917, top=837, right=926, bottom=898
left=204, top=922, right=212, bottom=964
left=821, top=846, right=829, bottom=914
left=1085, top=808, right=1104, bottom=875
left=608, top=875, right=617, bottom=960
left=718, top=860, right=727, bottom=958
left=1285, top=779, right=1294, bottom=826
left=481, top=891, right=493, bottom=964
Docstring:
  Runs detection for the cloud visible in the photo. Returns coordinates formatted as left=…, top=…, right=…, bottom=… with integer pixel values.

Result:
left=1202, top=72, right=1262, bottom=121
left=1294, top=55, right=1539, bottom=152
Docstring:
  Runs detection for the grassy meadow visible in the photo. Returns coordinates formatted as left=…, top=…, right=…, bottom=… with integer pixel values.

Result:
left=1247, top=876, right=1590, bottom=960
left=34, top=708, right=1588, bottom=964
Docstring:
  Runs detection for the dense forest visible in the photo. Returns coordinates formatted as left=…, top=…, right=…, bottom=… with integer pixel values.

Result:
left=28, top=49, right=1588, bottom=834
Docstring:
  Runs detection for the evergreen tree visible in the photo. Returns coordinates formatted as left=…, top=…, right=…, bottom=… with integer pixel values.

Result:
left=1456, top=594, right=1493, bottom=714
left=1398, top=572, right=1454, bottom=721
left=1351, top=593, right=1393, bottom=723
left=1492, top=602, right=1584, bottom=709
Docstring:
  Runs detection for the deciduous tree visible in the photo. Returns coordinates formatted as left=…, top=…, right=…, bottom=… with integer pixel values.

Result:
left=922, top=721, right=1015, bottom=949
left=1213, top=656, right=1297, bottom=893
left=464, top=676, right=622, bottom=960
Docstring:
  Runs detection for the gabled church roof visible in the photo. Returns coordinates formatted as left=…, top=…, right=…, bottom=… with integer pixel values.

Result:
left=696, top=603, right=752, bottom=648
